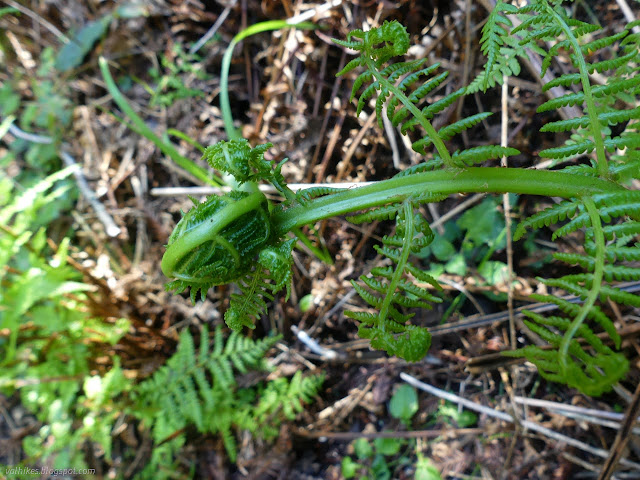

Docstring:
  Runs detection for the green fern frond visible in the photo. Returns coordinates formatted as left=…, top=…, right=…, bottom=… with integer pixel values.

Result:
left=413, top=112, right=493, bottom=154
left=478, top=1, right=519, bottom=91
left=542, top=73, right=581, bottom=91
left=540, top=106, right=640, bottom=132
left=514, top=200, right=581, bottom=240
left=585, top=242, right=640, bottom=262
left=135, top=326, right=283, bottom=462
left=586, top=49, right=638, bottom=74
left=503, top=311, right=628, bottom=396
left=346, top=202, right=442, bottom=361
left=225, top=241, right=294, bottom=331
left=602, top=221, right=640, bottom=240
left=451, top=146, right=520, bottom=167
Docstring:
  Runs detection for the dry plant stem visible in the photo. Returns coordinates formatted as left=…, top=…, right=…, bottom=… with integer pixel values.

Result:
left=478, top=0, right=584, bottom=120
left=293, top=427, right=484, bottom=440
left=1, top=0, right=69, bottom=42
left=500, top=74, right=516, bottom=350
left=400, top=372, right=640, bottom=470
left=150, top=182, right=377, bottom=196
left=598, top=381, right=640, bottom=480
left=514, top=396, right=634, bottom=422
left=189, top=0, right=238, bottom=54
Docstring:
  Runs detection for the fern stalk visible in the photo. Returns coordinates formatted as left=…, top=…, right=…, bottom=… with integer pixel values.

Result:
left=271, top=168, right=624, bottom=235
left=360, top=55, right=455, bottom=168
left=545, top=5, right=608, bottom=177
left=558, top=197, right=605, bottom=376
left=378, top=202, right=414, bottom=327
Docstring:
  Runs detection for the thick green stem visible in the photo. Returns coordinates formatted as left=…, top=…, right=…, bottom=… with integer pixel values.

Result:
left=546, top=6, right=608, bottom=177
left=272, top=167, right=623, bottom=236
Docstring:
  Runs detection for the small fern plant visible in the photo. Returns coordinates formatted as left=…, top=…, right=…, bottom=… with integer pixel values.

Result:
left=162, top=1, right=640, bottom=396
left=133, top=325, right=323, bottom=466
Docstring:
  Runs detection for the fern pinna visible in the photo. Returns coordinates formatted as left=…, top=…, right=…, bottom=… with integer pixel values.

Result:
left=162, top=1, right=639, bottom=396
left=134, top=326, right=323, bottom=464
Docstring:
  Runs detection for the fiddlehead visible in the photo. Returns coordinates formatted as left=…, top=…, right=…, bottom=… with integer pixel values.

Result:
left=162, top=140, right=296, bottom=329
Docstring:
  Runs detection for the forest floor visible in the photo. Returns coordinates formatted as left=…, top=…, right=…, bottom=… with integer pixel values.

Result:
left=2, top=0, right=640, bottom=479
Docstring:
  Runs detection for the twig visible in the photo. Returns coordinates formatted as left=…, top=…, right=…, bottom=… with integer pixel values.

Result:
left=513, top=396, right=632, bottom=422
left=293, top=426, right=484, bottom=440
left=286, top=0, right=343, bottom=25
left=500, top=73, right=516, bottom=350
left=615, top=0, right=640, bottom=34
left=0, top=0, right=69, bottom=43
left=59, top=151, right=121, bottom=237
left=291, top=325, right=338, bottom=359
left=189, top=0, right=238, bottom=54
left=400, top=372, right=640, bottom=470
left=7, top=123, right=121, bottom=237
left=150, top=181, right=376, bottom=196
left=599, top=381, right=640, bottom=480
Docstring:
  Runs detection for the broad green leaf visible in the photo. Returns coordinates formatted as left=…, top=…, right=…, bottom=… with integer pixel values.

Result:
left=374, top=437, right=402, bottom=456
left=354, top=437, right=374, bottom=459
left=55, top=14, right=113, bottom=71
left=389, top=384, right=418, bottom=423
left=341, top=456, right=362, bottom=479
left=478, top=260, right=509, bottom=285
left=415, top=454, right=443, bottom=480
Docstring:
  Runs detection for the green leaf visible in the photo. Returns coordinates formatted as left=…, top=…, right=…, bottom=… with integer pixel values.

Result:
left=415, top=454, right=443, bottom=480
left=354, top=438, right=374, bottom=459
left=114, top=2, right=148, bottom=18
left=299, top=294, right=314, bottom=313
left=371, top=453, right=392, bottom=480
left=457, top=198, right=505, bottom=250
left=374, top=437, right=402, bottom=456
left=444, top=253, right=467, bottom=276
left=389, top=384, right=418, bottom=424
left=341, top=456, right=362, bottom=479
left=55, top=14, right=113, bottom=71
left=437, top=403, right=478, bottom=428
left=478, top=260, right=508, bottom=285
left=429, top=236, right=456, bottom=262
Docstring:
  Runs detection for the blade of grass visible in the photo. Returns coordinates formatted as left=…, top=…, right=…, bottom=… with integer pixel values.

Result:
left=220, top=20, right=316, bottom=140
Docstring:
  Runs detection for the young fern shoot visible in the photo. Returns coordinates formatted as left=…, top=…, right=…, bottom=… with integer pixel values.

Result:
left=162, top=1, right=640, bottom=395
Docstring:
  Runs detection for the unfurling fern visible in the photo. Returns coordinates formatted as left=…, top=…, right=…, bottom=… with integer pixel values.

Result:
left=134, top=326, right=323, bottom=462
left=162, top=2, right=639, bottom=396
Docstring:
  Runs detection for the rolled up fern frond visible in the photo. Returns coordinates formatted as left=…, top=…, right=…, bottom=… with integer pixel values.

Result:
left=162, top=190, right=273, bottom=303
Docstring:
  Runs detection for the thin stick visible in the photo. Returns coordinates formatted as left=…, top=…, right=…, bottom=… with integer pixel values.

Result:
left=150, top=182, right=377, bottom=196
left=598, top=381, right=640, bottom=480
left=400, top=372, right=640, bottom=470
left=615, top=0, right=640, bottom=34
left=1, top=0, right=69, bottom=42
left=7, top=123, right=121, bottom=237
left=189, top=0, right=238, bottom=54
left=293, top=426, right=484, bottom=440
left=291, top=325, right=338, bottom=359
left=513, top=396, right=630, bottom=422
left=500, top=73, right=516, bottom=349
